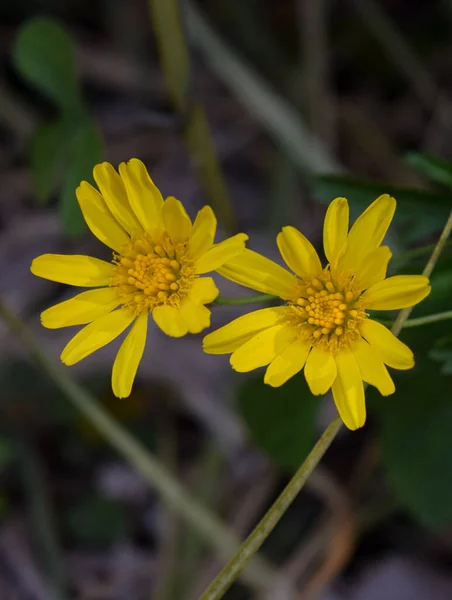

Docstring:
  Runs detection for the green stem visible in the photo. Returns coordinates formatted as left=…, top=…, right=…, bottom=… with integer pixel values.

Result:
left=380, top=309, right=452, bottom=329
left=0, top=299, right=280, bottom=595
left=199, top=209, right=452, bottom=600
left=214, top=294, right=276, bottom=305
left=199, top=416, right=343, bottom=600
left=148, top=0, right=236, bottom=233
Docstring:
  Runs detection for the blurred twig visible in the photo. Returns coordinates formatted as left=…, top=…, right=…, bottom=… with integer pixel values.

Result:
left=186, top=2, right=341, bottom=176
left=0, top=298, right=290, bottom=597
left=148, top=0, right=236, bottom=233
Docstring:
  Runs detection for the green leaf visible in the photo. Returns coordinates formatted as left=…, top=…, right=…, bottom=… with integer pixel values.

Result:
left=30, top=118, right=74, bottom=204
left=13, top=17, right=82, bottom=111
left=237, top=373, right=319, bottom=472
left=405, top=152, right=452, bottom=188
left=60, top=120, right=103, bottom=236
left=376, top=326, right=452, bottom=527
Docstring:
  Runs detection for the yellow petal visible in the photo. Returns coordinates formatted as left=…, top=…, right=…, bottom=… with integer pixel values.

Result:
left=360, top=319, right=414, bottom=370
left=217, top=249, right=297, bottom=299
left=361, top=275, right=431, bottom=310
left=264, top=339, right=310, bottom=387
left=31, top=254, right=114, bottom=287
left=340, top=194, right=396, bottom=271
left=352, top=337, right=395, bottom=395
left=61, top=308, right=134, bottom=365
left=195, top=233, right=248, bottom=274
left=76, top=182, right=130, bottom=252
left=230, top=324, right=297, bottom=372
left=118, top=159, right=164, bottom=235
left=203, top=307, right=287, bottom=354
left=189, top=206, right=217, bottom=259
left=152, top=305, right=188, bottom=337
left=179, top=298, right=211, bottom=333
left=93, top=162, right=142, bottom=234
left=162, top=196, right=192, bottom=244
left=277, top=226, right=322, bottom=279
left=112, top=312, right=148, bottom=398
left=304, top=346, right=337, bottom=395
left=323, top=197, right=349, bottom=266
left=332, top=351, right=366, bottom=430
left=188, top=277, right=219, bottom=305
left=354, top=246, right=392, bottom=290
left=41, top=288, right=120, bottom=329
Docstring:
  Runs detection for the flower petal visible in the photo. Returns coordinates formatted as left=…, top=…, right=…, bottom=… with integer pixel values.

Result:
left=76, top=182, right=130, bottom=252
left=162, top=196, right=192, bottom=244
left=152, top=305, right=188, bottom=337
left=323, top=197, right=349, bottom=266
left=118, top=159, right=164, bottom=234
left=189, top=206, right=217, bottom=259
left=93, top=162, right=142, bottom=234
left=361, top=274, right=431, bottom=310
left=41, top=288, right=120, bottom=329
left=264, top=339, right=310, bottom=387
left=112, top=312, right=148, bottom=398
left=360, top=319, right=414, bottom=370
left=31, top=254, right=114, bottom=287
left=304, top=346, right=337, bottom=395
left=195, top=234, right=248, bottom=274
left=352, top=337, right=395, bottom=395
left=188, top=277, right=219, bottom=304
left=332, top=351, right=366, bottom=430
left=277, top=226, right=322, bottom=279
left=61, top=308, right=134, bottom=366
left=230, top=324, right=297, bottom=372
left=179, top=298, right=211, bottom=333
left=354, top=246, right=392, bottom=290
left=340, top=194, right=396, bottom=271
left=203, top=306, right=287, bottom=354
left=217, top=249, right=297, bottom=299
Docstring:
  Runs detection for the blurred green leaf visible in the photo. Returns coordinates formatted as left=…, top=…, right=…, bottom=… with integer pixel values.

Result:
left=13, top=17, right=82, bottom=111
left=376, top=326, right=452, bottom=527
left=60, top=120, right=102, bottom=236
left=237, top=373, right=319, bottom=472
left=63, top=495, right=131, bottom=548
left=30, top=118, right=73, bottom=204
left=405, top=152, right=452, bottom=188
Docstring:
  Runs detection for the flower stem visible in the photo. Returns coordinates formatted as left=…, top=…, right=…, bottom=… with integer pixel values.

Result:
left=199, top=416, right=342, bottom=600
left=0, top=299, right=281, bottom=595
left=214, top=294, right=276, bottom=305
left=198, top=210, right=452, bottom=600
left=148, top=0, right=236, bottom=234
left=380, top=309, right=452, bottom=329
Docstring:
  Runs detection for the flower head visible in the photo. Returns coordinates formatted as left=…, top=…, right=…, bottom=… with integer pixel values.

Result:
left=31, top=159, right=247, bottom=398
left=203, top=195, right=431, bottom=430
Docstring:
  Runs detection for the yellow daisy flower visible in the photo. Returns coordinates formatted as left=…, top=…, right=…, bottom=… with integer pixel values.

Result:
left=203, top=195, right=431, bottom=430
left=31, top=159, right=248, bottom=398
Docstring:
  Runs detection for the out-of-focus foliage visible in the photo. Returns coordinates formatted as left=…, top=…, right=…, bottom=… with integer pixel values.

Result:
left=13, top=18, right=102, bottom=236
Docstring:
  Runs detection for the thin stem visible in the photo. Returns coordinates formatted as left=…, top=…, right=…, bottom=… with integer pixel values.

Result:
left=148, top=0, right=236, bottom=233
left=392, top=210, right=452, bottom=337
left=214, top=294, right=276, bottom=305
left=0, top=299, right=280, bottom=595
left=380, top=310, right=452, bottom=330
left=198, top=210, right=452, bottom=600
left=199, top=417, right=343, bottom=600
left=392, top=240, right=452, bottom=265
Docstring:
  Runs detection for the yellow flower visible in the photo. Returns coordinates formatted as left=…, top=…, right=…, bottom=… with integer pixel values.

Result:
left=203, top=195, right=431, bottom=430
left=31, top=159, right=248, bottom=398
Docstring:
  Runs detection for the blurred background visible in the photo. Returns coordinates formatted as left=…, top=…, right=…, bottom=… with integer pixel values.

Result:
left=1, top=0, right=452, bottom=599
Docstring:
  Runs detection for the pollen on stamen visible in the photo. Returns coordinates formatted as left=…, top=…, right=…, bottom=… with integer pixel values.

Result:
left=111, top=232, right=197, bottom=315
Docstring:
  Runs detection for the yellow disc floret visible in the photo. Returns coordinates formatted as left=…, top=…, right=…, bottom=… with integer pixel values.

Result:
left=286, top=269, right=367, bottom=353
left=111, top=232, right=196, bottom=315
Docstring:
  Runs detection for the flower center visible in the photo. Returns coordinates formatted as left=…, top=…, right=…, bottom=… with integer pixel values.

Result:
left=287, top=270, right=367, bottom=353
left=111, top=232, right=196, bottom=314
